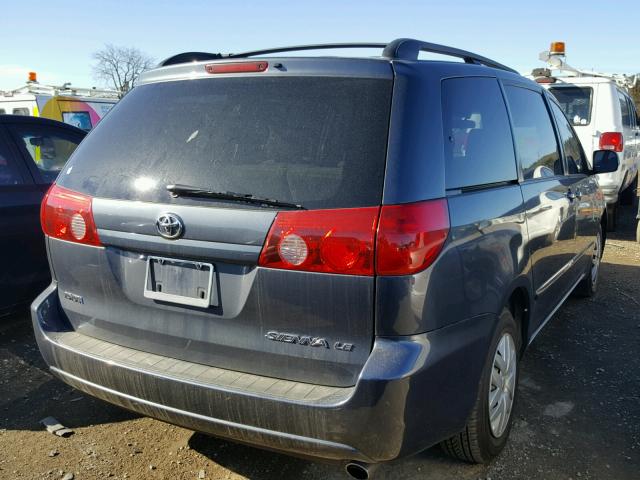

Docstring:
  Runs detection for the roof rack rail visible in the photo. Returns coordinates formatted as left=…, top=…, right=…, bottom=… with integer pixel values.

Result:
left=382, top=38, right=518, bottom=74
left=159, top=44, right=385, bottom=66
left=159, top=38, right=517, bottom=74
left=226, top=43, right=387, bottom=59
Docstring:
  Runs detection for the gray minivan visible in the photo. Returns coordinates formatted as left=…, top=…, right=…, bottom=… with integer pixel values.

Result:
left=32, top=39, right=618, bottom=478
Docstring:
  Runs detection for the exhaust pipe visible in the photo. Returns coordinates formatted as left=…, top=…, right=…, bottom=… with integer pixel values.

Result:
left=345, top=461, right=378, bottom=479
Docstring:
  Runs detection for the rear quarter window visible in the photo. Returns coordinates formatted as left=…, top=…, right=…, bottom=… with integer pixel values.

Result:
left=9, top=125, right=84, bottom=183
left=442, top=77, right=517, bottom=189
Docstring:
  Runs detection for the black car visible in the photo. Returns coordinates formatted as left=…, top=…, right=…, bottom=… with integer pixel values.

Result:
left=0, top=115, right=85, bottom=313
left=31, top=39, right=619, bottom=479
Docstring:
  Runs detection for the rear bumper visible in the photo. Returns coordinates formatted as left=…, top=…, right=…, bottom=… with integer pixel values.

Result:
left=32, top=282, right=495, bottom=463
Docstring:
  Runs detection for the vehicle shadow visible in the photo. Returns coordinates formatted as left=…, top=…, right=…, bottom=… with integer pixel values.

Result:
left=188, top=430, right=487, bottom=479
left=0, top=311, right=139, bottom=432
left=608, top=202, right=638, bottom=242
left=189, top=430, right=486, bottom=480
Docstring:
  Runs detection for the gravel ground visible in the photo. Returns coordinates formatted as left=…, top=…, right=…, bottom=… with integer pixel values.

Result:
left=1, top=205, right=638, bottom=480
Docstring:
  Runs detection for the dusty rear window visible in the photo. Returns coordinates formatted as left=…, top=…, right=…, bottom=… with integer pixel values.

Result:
left=58, top=76, right=392, bottom=210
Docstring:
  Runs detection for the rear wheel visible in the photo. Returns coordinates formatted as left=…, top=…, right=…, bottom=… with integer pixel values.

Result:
left=574, top=225, right=602, bottom=298
left=441, top=309, right=519, bottom=463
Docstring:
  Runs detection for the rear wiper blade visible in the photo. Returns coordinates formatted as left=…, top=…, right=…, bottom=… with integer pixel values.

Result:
left=166, top=184, right=305, bottom=210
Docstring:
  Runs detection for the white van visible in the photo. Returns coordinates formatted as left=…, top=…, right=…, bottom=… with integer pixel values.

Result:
left=545, top=78, right=639, bottom=229
left=533, top=44, right=640, bottom=230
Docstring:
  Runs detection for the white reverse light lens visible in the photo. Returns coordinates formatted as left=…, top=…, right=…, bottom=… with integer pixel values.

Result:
left=278, top=233, right=308, bottom=266
left=70, top=213, right=87, bottom=240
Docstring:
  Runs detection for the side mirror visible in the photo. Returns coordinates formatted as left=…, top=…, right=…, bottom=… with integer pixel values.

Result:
left=592, top=150, right=619, bottom=174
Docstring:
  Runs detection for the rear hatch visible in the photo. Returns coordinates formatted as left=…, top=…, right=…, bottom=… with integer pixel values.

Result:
left=47, top=59, right=393, bottom=387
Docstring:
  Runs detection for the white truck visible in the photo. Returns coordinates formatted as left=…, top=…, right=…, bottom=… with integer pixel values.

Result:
left=533, top=42, right=640, bottom=231
left=0, top=72, right=119, bottom=131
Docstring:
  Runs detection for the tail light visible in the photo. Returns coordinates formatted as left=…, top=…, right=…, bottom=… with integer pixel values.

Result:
left=599, top=132, right=623, bottom=152
left=258, top=199, right=450, bottom=276
left=41, top=184, right=102, bottom=246
left=376, top=199, right=449, bottom=275
left=259, top=207, right=379, bottom=275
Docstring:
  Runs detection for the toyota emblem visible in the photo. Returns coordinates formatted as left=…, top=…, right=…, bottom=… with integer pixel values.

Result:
left=156, top=213, right=184, bottom=239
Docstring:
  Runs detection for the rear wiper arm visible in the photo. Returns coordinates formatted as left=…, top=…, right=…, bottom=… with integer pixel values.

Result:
left=166, top=184, right=305, bottom=210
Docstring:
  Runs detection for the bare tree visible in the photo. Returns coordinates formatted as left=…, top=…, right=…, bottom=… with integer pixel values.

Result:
left=92, top=44, right=154, bottom=95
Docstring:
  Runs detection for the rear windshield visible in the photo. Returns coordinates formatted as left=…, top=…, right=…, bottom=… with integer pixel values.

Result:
left=58, top=76, right=392, bottom=209
left=548, top=86, right=593, bottom=126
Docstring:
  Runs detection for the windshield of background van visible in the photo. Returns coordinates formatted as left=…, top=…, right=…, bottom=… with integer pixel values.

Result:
left=58, top=76, right=392, bottom=210
left=548, top=86, right=593, bottom=126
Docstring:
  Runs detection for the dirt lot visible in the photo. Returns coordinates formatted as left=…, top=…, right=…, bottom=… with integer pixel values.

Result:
left=1, top=205, right=638, bottom=480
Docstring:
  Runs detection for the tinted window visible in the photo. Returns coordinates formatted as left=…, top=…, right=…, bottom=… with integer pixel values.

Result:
left=442, top=77, right=516, bottom=189
left=12, top=126, right=84, bottom=183
left=550, top=102, right=589, bottom=175
left=548, top=87, right=593, bottom=126
left=619, top=93, right=631, bottom=127
left=0, top=138, right=24, bottom=185
left=58, top=77, right=392, bottom=210
left=12, top=108, right=29, bottom=116
left=505, top=86, right=562, bottom=179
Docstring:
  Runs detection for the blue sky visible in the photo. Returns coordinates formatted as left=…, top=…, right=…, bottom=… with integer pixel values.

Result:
left=1, top=0, right=638, bottom=90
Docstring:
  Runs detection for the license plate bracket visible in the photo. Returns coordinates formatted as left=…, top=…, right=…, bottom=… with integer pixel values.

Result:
left=144, top=256, right=215, bottom=308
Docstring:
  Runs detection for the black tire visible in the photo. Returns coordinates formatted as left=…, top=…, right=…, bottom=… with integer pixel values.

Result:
left=440, top=308, right=520, bottom=463
left=606, top=204, right=617, bottom=232
left=574, top=225, right=603, bottom=298
left=620, top=176, right=637, bottom=206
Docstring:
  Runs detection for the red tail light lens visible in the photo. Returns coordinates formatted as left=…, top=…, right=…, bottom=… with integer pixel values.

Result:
left=258, top=207, right=379, bottom=275
left=259, top=199, right=450, bottom=276
left=599, top=132, right=623, bottom=152
left=376, top=199, right=449, bottom=276
left=41, top=184, right=102, bottom=246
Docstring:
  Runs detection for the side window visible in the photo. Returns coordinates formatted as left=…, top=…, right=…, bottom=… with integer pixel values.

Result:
left=628, top=98, right=638, bottom=128
left=504, top=86, right=562, bottom=179
left=0, top=137, right=25, bottom=186
left=12, top=108, right=30, bottom=116
left=11, top=126, right=83, bottom=183
left=0, top=109, right=6, bottom=114
left=549, top=102, right=589, bottom=175
left=442, top=77, right=517, bottom=189
left=619, top=92, right=631, bottom=128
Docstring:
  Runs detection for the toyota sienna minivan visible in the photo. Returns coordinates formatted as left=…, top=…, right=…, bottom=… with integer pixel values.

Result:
left=32, top=39, right=619, bottom=478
